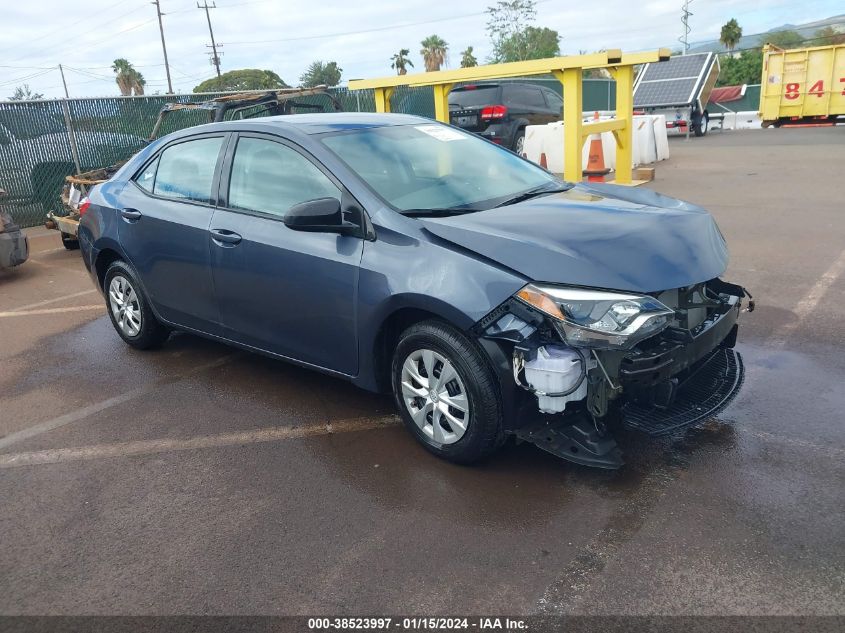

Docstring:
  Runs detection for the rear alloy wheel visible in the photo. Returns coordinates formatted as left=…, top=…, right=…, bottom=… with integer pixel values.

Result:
left=104, top=261, right=170, bottom=349
left=392, top=320, right=504, bottom=463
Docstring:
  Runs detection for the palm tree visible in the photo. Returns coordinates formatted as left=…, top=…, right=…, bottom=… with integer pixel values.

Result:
left=112, top=58, right=146, bottom=96
left=390, top=49, right=414, bottom=75
left=460, top=46, right=478, bottom=68
left=420, top=35, right=448, bottom=72
left=720, top=19, right=743, bottom=53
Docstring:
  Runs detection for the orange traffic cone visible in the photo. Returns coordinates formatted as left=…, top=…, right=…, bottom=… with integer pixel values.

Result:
left=583, top=111, right=610, bottom=183
left=539, top=152, right=548, bottom=168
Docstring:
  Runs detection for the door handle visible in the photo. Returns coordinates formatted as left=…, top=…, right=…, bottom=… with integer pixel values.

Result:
left=120, top=208, right=142, bottom=220
left=210, top=229, right=242, bottom=246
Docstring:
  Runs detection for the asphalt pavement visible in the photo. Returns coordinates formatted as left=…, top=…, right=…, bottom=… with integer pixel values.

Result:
left=0, top=127, right=843, bottom=616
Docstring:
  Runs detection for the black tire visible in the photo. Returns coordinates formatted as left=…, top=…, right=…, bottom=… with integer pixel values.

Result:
left=61, top=232, right=80, bottom=250
left=693, top=112, right=709, bottom=137
left=103, top=260, right=170, bottom=350
left=513, top=129, right=526, bottom=155
left=391, top=320, right=504, bottom=464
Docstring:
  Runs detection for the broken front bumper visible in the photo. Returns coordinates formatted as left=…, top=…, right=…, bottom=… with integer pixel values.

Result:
left=514, top=346, right=744, bottom=469
left=623, top=346, right=744, bottom=436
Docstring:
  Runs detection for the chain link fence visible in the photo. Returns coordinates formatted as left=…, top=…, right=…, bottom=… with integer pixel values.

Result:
left=0, top=80, right=616, bottom=228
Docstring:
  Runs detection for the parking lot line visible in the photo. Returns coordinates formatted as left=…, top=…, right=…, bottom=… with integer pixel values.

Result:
left=768, top=248, right=845, bottom=348
left=0, top=415, right=400, bottom=469
left=8, top=288, right=98, bottom=313
left=0, top=353, right=238, bottom=451
left=0, top=304, right=104, bottom=318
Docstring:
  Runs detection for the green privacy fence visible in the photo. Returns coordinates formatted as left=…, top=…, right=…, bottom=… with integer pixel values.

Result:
left=0, top=80, right=617, bottom=228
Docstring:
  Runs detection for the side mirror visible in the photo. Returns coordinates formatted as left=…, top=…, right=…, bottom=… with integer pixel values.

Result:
left=283, top=197, right=357, bottom=235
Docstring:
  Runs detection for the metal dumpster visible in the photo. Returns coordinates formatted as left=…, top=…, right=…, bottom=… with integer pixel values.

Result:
left=759, top=43, right=845, bottom=127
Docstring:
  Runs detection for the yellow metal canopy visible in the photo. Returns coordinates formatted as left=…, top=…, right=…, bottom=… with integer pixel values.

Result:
left=348, top=49, right=671, bottom=184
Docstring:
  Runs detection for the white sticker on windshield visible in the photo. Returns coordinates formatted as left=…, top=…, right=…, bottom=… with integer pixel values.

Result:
left=414, top=125, right=467, bottom=142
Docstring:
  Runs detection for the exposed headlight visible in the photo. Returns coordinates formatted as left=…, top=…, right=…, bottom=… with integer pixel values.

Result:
left=515, top=284, right=674, bottom=349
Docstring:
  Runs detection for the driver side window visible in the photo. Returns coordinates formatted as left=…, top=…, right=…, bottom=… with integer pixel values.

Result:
left=228, top=137, right=341, bottom=217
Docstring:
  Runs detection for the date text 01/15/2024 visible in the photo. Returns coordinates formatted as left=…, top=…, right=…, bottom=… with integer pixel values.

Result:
left=307, top=617, right=528, bottom=630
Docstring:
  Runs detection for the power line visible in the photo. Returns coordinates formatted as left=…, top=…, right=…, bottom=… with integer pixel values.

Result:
left=198, top=1, right=223, bottom=77
left=0, top=0, right=135, bottom=57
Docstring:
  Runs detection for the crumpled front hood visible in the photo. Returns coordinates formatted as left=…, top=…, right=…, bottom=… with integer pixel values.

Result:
left=418, top=182, right=729, bottom=293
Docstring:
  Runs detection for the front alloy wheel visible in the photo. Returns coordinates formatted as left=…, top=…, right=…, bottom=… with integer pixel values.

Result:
left=391, top=320, right=504, bottom=463
left=401, top=348, right=470, bottom=445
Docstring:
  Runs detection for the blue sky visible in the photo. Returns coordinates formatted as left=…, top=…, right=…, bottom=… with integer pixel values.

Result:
left=0, top=0, right=843, bottom=99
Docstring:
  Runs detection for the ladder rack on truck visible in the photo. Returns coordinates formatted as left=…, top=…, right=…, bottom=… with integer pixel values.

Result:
left=633, top=52, right=720, bottom=138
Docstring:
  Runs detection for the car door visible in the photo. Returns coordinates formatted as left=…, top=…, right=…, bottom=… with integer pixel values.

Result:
left=117, top=133, right=226, bottom=334
left=208, top=133, right=363, bottom=375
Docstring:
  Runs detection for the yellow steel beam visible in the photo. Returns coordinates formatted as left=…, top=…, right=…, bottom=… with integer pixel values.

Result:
left=432, top=83, right=454, bottom=122
left=581, top=118, right=625, bottom=139
left=373, top=87, right=394, bottom=113
left=617, top=48, right=672, bottom=66
left=349, top=51, right=622, bottom=91
left=610, top=65, right=635, bottom=184
left=555, top=68, right=584, bottom=183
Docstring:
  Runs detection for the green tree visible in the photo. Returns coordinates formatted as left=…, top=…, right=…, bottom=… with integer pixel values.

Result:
left=813, top=26, right=845, bottom=46
left=8, top=84, right=44, bottom=101
left=719, top=18, right=743, bottom=52
left=486, top=1, right=559, bottom=62
left=391, top=49, right=414, bottom=75
left=716, top=49, right=763, bottom=87
left=299, top=61, right=343, bottom=87
left=761, top=29, right=804, bottom=49
left=499, top=26, right=560, bottom=62
left=460, top=46, right=478, bottom=68
left=420, top=35, right=448, bottom=72
left=112, top=58, right=146, bottom=96
left=194, top=69, right=288, bottom=93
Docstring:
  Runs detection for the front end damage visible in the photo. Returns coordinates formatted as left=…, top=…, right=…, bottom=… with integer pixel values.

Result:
left=474, top=279, right=752, bottom=468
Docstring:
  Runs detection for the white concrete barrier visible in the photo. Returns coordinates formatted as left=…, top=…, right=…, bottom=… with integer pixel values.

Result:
left=524, top=114, right=670, bottom=175
left=711, top=110, right=762, bottom=130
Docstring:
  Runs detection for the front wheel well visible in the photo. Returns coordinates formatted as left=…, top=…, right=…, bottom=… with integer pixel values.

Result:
left=372, top=307, right=449, bottom=393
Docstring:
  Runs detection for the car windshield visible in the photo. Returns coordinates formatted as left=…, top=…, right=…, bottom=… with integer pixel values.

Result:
left=320, top=123, right=559, bottom=213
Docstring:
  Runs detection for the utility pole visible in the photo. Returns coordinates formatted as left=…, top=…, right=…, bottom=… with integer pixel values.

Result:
left=198, top=1, right=222, bottom=77
left=152, top=0, right=174, bottom=93
left=679, top=0, right=693, bottom=54
left=58, top=64, right=69, bottom=98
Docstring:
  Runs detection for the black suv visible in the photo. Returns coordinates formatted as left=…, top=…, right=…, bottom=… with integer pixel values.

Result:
left=448, top=82, right=563, bottom=154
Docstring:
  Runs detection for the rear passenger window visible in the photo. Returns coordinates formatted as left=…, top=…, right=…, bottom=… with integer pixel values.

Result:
left=227, top=137, right=341, bottom=217
left=545, top=90, right=563, bottom=110
left=152, top=137, right=224, bottom=203
left=520, top=88, right=546, bottom=108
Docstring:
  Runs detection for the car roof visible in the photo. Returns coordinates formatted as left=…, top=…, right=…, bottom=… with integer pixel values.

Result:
left=197, top=112, right=431, bottom=136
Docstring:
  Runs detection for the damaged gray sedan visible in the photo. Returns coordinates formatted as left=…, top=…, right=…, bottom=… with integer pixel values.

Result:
left=78, top=113, right=750, bottom=469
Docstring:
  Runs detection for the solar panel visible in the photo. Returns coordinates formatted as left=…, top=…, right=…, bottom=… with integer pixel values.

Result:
left=634, top=53, right=714, bottom=108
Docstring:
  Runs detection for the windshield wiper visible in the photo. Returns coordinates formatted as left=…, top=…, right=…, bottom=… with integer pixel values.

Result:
left=494, top=182, right=572, bottom=208
left=400, top=208, right=478, bottom=218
